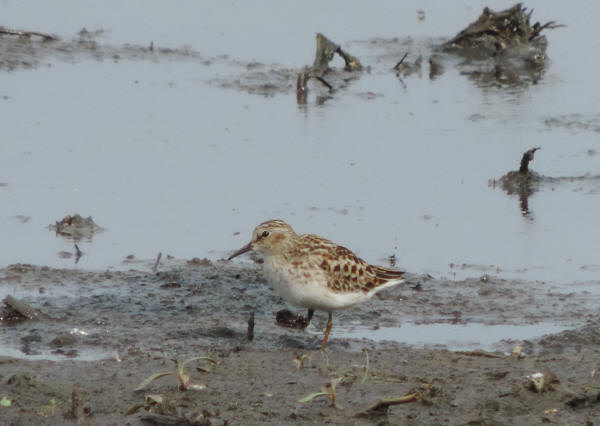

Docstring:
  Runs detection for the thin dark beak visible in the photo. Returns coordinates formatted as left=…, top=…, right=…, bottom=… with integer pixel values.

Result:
left=227, top=242, right=253, bottom=260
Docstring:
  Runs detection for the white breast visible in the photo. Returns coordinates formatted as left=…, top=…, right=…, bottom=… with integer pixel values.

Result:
left=262, top=256, right=373, bottom=311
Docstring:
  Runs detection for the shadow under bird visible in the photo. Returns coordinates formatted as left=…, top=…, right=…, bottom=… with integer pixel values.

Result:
left=228, top=219, right=405, bottom=350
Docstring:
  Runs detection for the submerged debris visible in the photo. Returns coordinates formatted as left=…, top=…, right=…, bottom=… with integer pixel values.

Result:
left=501, top=147, right=542, bottom=186
left=311, top=33, right=362, bottom=76
left=491, top=147, right=600, bottom=217
left=495, top=147, right=542, bottom=194
left=0, top=28, right=203, bottom=73
left=393, top=53, right=422, bottom=78
left=297, top=33, right=362, bottom=104
left=49, top=214, right=103, bottom=241
left=545, top=114, right=600, bottom=133
left=491, top=147, right=542, bottom=217
left=442, top=4, right=563, bottom=87
left=443, top=3, right=561, bottom=56
left=0, top=26, right=57, bottom=41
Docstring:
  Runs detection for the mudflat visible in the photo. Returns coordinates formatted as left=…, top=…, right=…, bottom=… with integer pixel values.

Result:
left=1, top=262, right=598, bottom=425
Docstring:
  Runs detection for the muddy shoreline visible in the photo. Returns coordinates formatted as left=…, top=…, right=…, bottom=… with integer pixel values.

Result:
left=1, top=262, right=599, bottom=424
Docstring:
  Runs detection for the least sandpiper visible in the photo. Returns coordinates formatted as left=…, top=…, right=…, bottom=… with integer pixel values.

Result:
left=228, top=219, right=405, bottom=350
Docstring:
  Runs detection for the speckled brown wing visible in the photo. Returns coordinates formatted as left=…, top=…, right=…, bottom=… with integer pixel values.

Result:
left=296, top=234, right=404, bottom=294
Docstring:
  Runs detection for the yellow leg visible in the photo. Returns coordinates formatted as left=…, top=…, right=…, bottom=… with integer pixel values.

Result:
left=320, top=312, right=333, bottom=351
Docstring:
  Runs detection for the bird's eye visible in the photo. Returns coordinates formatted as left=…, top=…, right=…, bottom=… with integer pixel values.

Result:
left=261, top=231, right=270, bottom=238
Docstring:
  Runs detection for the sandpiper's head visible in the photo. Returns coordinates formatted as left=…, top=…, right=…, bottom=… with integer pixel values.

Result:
left=228, top=219, right=296, bottom=260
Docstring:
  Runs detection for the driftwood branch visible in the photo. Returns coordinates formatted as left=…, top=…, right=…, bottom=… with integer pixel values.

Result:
left=297, top=33, right=362, bottom=103
left=312, top=33, right=362, bottom=75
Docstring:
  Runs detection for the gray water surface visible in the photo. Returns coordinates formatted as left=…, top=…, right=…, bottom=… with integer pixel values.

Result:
left=1, top=1, right=599, bottom=287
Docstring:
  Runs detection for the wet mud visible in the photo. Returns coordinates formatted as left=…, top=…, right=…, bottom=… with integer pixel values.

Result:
left=0, top=28, right=207, bottom=73
left=545, top=114, right=600, bottom=133
left=1, top=262, right=599, bottom=424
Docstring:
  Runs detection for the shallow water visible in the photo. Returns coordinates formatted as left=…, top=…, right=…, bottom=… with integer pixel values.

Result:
left=1, top=1, right=599, bottom=288
left=0, top=322, right=567, bottom=361
left=335, top=322, right=568, bottom=352
left=0, top=344, right=110, bottom=362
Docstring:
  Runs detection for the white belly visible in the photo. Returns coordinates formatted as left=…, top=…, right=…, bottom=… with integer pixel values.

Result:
left=262, top=257, right=370, bottom=311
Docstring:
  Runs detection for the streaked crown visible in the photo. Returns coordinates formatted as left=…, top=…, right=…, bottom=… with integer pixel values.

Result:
left=250, top=219, right=296, bottom=255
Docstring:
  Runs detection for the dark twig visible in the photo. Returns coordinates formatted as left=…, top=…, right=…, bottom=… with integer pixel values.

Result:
left=153, top=252, right=162, bottom=273
left=314, top=76, right=333, bottom=91
left=74, top=244, right=83, bottom=264
left=393, top=53, right=409, bottom=71
left=396, top=76, right=407, bottom=90
left=247, top=312, right=255, bottom=341
left=525, top=7, right=534, bottom=22
left=529, top=21, right=566, bottom=41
